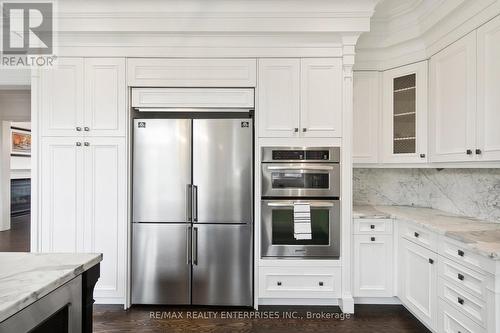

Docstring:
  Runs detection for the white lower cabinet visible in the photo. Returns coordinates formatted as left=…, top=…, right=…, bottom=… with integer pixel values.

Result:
left=399, top=238, right=438, bottom=330
left=40, top=137, right=127, bottom=302
left=438, top=299, right=485, bottom=333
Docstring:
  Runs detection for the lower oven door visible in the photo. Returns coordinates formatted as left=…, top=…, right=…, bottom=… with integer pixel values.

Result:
left=261, top=199, right=340, bottom=258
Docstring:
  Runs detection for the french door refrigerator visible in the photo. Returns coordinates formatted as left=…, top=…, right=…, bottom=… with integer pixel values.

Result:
left=132, top=117, right=253, bottom=306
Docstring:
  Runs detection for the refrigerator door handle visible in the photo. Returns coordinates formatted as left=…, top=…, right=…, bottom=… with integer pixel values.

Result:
left=186, top=226, right=192, bottom=264
left=192, top=185, right=198, bottom=222
left=192, top=227, right=198, bottom=265
left=187, top=184, right=193, bottom=222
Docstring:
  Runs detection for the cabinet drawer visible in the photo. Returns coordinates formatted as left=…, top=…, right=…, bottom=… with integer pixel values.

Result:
left=259, top=266, right=341, bottom=299
left=354, top=219, right=392, bottom=234
left=438, top=299, right=485, bottom=333
left=439, top=237, right=490, bottom=274
left=401, top=222, right=438, bottom=252
left=438, top=257, right=487, bottom=300
left=438, top=278, right=487, bottom=327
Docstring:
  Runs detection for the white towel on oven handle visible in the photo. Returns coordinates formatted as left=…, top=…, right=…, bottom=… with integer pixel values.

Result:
left=293, top=202, right=312, bottom=240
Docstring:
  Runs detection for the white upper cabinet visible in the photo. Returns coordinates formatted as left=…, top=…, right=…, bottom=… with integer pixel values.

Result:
left=40, top=58, right=126, bottom=137
left=477, top=17, right=500, bottom=161
left=300, top=58, right=342, bottom=138
left=381, top=61, right=428, bottom=163
left=258, top=59, right=300, bottom=137
left=40, top=58, right=85, bottom=137
left=429, top=32, right=477, bottom=163
left=353, top=71, right=380, bottom=164
left=84, top=58, right=126, bottom=137
left=258, top=58, right=342, bottom=138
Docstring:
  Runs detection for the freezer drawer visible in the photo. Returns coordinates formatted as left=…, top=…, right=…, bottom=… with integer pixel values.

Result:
left=192, top=224, right=252, bottom=306
left=132, top=223, right=191, bottom=304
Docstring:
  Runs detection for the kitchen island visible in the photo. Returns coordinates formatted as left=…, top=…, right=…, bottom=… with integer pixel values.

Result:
left=0, top=253, right=101, bottom=333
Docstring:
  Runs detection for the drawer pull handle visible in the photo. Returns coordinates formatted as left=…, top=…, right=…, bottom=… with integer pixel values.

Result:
left=428, top=258, right=434, bottom=264
left=414, top=232, right=419, bottom=238
left=277, top=281, right=282, bottom=286
left=371, top=237, right=376, bottom=241
left=457, top=297, right=464, bottom=305
left=319, top=281, right=324, bottom=286
left=458, top=273, right=464, bottom=281
left=458, top=250, right=465, bottom=257
left=370, top=224, right=375, bottom=229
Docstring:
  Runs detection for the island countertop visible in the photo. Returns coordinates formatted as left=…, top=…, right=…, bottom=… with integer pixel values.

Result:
left=353, top=205, right=500, bottom=260
left=0, top=252, right=102, bottom=323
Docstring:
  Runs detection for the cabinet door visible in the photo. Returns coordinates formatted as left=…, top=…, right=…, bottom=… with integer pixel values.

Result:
left=353, top=72, right=380, bottom=163
left=300, top=58, right=342, bottom=138
left=83, top=137, right=127, bottom=301
left=40, top=58, right=85, bottom=137
left=84, top=58, right=126, bottom=137
left=40, top=137, right=84, bottom=252
left=429, top=32, right=477, bottom=162
left=400, top=238, right=437, bottom=330
left=258, top=59, right=300, bottom=137
left=382, top=61, right=428, bottom=163
left=477, top=17, right=500, bottom=161
left=353, top=234, right=393, bottom=297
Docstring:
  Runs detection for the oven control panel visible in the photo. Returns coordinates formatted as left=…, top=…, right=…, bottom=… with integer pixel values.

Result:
left=263, top=147, right=340, bottom=163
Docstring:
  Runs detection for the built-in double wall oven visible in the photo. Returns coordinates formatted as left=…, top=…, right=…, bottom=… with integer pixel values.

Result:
left=261, top=147, right=341, bottom=259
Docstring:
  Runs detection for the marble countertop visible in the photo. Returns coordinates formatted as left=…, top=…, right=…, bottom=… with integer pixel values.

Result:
left=0, top=253, right=102, bottom=323
left=353, top=205, right=500, bottom=260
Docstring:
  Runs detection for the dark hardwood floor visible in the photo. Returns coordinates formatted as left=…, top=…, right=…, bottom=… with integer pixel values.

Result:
left=0, top=214, right=30, bottom=252
left=93, top=304, right=430, bottom=333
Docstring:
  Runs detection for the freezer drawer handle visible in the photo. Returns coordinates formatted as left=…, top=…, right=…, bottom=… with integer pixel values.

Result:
left=192, top=227, right=198, bottom=265
left=267, top=202, right=334, bottom=208
left=186, top=227, right=192, bottom=264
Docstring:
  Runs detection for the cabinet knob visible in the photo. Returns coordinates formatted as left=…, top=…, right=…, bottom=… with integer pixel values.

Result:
left=302, top=128, right=307, bottom=132
left=84, top=127, right=90, bottom=132
left=414, top=232, right=419, bottom=238
left=419, top=153, right=426, bottom=158
left=76, top=142, right=82, bottom=146
left=458, top=273, right=464, bottom=281
left=76, top=127, right=82, bottom=131
left=318, top=281, right=324, bottom=286
left=277, top=281, right=282, bottom=286
left=294, top=128, right=299, bottom=133
left=371, top=237, right=376, bottom=242
left=84, top=142, right=90, bottom=146
left=370, top=224, right=375, bottom=230
left=475, top=149, right=482, bottom=155
left=466, top=149, right=473, bottom=155
left=457, top=297, right=464, bottom=305
left=458, top=249, right=465, bottom=257
left=428, top=258, right=434, bottom=264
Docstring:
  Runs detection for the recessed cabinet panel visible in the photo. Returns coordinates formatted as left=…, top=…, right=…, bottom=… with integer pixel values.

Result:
left=477, top=16, right=500, bottom=161
left=429, top=32, right=477, bottom=163
left=353, top=72, right=380, bottom=163
left=258, top=59, right=300, bottom=137
left=382, top=61, right=428, bottom=163
left=300, top=58, right=342, bottom=138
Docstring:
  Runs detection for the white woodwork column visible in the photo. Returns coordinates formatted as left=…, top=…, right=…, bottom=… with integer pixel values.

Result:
left=339, top=37, right=357, bottom=314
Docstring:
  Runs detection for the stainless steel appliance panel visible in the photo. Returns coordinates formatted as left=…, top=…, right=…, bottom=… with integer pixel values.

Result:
left=261, top=199, right=340, bottom=258
left=193, top=119, right=252, bottom=224
left=261, top=163, right=340, bottom=198
left=132, top=223, right=191, bottom=304
left=191, top=224, right=252, bottom=306
left=262, top=147, right=340, bottom=163
left=133, top=119, right=191, bottom=222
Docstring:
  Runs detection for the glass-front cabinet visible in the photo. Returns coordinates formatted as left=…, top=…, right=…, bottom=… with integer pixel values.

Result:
left=382, top=61, right=428, bottom=163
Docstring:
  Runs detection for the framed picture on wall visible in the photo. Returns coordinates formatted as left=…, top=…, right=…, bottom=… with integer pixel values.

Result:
left=11, top=127, right=31, bottom=157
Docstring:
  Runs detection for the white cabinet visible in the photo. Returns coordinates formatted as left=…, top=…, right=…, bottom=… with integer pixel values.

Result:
left=429, top=32, right=477, bottom=163
left=84, top=58, right=126, bottom=137
left=381, top=61, right=428, bottom=163
left=40, top=59, right=85, bottom=137
left=300, top=58, right=342, bottom=138
left=40, top=137, right=84, bottom=252
left=40, top=58, right=126, bottom=137
left=40, top=137, right=127, bottom=301
left=399, top=238, right=437, bottom=330
left=258, top=58, right=342, bottom=138
left=353, top=234, right=393, bottom=297
left=477, top=16, right=500, bottom=161
left=353, top=71, right=380, bottom=163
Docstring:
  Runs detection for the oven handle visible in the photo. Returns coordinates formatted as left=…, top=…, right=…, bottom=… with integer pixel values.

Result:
left=266, top=165, right=334, bottom=171
left=267, top=202, right=334, bottom=208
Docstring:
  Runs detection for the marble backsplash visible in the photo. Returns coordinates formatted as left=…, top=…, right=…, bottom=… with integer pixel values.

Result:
left=353, top=168, right=500, bottom=223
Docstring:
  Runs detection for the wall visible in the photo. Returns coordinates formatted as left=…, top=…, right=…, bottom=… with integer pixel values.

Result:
left=353, top=168, right=500, bottom=222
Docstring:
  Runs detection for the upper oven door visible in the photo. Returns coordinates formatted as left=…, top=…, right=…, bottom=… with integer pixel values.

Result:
left=261, top=163, right=340, bottom=197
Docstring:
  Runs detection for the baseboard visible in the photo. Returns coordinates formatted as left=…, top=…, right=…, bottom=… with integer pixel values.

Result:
left=354, top=297, right=401, bottom=305
left=258, top=298, right=339, bottom=306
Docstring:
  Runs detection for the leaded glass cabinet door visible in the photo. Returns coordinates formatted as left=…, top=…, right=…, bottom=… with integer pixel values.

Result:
left=382, top=61, right=428, bottom=163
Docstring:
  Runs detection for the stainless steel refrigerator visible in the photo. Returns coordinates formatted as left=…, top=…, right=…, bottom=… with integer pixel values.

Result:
left=132, top=117, right=253, bottom=306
